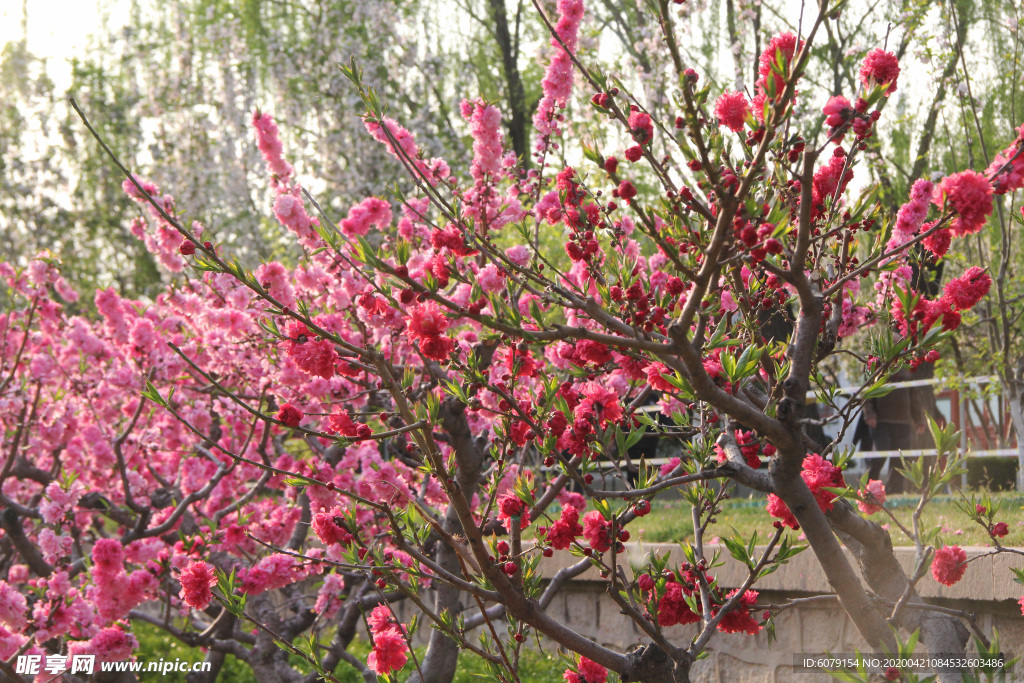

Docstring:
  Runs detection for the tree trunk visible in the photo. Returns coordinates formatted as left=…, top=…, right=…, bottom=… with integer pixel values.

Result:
left=403, top=508, right=466, bottom=683
left=488, top=0, right=528, bottom=165
left=620, top=644, right=689, bottom=682
left=828, top=501, right=969, bottom=683
left=771, top=460, right=896, bottom=651
left=405, top=399, right=487, bottom=683
left=186, top=613, right=236, bottom=683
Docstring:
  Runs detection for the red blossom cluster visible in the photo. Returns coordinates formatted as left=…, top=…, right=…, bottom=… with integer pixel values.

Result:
left=714, top=430, right=771, bottom=469
left=859, top=48, right=901, bottom=95
left=931, top=546, right=968, bottom=587
left=564, top=656, right=609, bottom=683
left=767, top=455, right=845, bottom=530
left=648, top=563, right=762, bottom=637
left=714, top=90, right=751, bottom=133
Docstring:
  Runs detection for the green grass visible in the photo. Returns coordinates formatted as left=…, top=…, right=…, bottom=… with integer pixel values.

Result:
left=132, top=620, right=569, bottom=682
left=322, top=639, right=567, bottom=683
left=132, top=620, right=252, bottom=682
left=628, top=492, right=1024, bottom=548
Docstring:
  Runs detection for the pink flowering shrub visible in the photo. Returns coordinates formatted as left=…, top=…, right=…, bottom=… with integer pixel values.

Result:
left=4, top=1, right=1023, bottom=681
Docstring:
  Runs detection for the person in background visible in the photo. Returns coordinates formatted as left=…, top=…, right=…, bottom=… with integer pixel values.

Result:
left=862, top=367, right=925, bottom=494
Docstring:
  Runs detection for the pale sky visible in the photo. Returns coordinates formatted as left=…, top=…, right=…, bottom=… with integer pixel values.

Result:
left=0, top=0, right=130, bottom=91
left=2, top=0, right=1005, bottom=197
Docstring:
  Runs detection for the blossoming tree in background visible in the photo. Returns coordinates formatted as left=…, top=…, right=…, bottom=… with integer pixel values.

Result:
left=3, top=0, right=1024, bottom=682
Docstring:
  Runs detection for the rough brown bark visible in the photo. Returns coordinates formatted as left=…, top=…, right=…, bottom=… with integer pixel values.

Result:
left=771, top=454, right=897, bottom=651
left=488, top=0, right=528, bottom=164
left=620, top=644, right=688, bottom=682
left=828, top=501, right=969, bottom=683
left=404, top=398, right=487, bottom=683
left=773, top=289, right=896, bottom=651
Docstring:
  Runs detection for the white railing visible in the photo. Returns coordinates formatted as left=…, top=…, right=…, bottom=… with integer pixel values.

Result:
left=606, top=375, right=1020, bottom=489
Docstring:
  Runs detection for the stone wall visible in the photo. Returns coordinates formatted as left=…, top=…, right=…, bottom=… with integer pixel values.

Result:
left=534, top=544, right=1024, bottom=682
left=392, top=543, right=1022, bottom=679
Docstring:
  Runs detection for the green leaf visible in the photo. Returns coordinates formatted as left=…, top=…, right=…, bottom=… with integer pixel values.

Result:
left=721, top=534, right=753, bottom=569
left=1010, top=567, right=1024, bottom=586
left=624, top=425, right=648, bottom=451
left=140, top=381, right=166, bottom=406
left=720, top=351, right=738, bottom=382
left=862, top=377, right=896, bottom=400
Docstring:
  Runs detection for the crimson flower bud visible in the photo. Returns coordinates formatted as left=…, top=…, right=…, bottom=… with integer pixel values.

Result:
left=617, top=180, right=637, bottom=200
left=276, top=403, right=302, bottom=427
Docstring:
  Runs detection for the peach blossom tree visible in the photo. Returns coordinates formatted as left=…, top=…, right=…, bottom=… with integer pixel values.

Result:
left=3, top=1, right=1024, bottom=682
